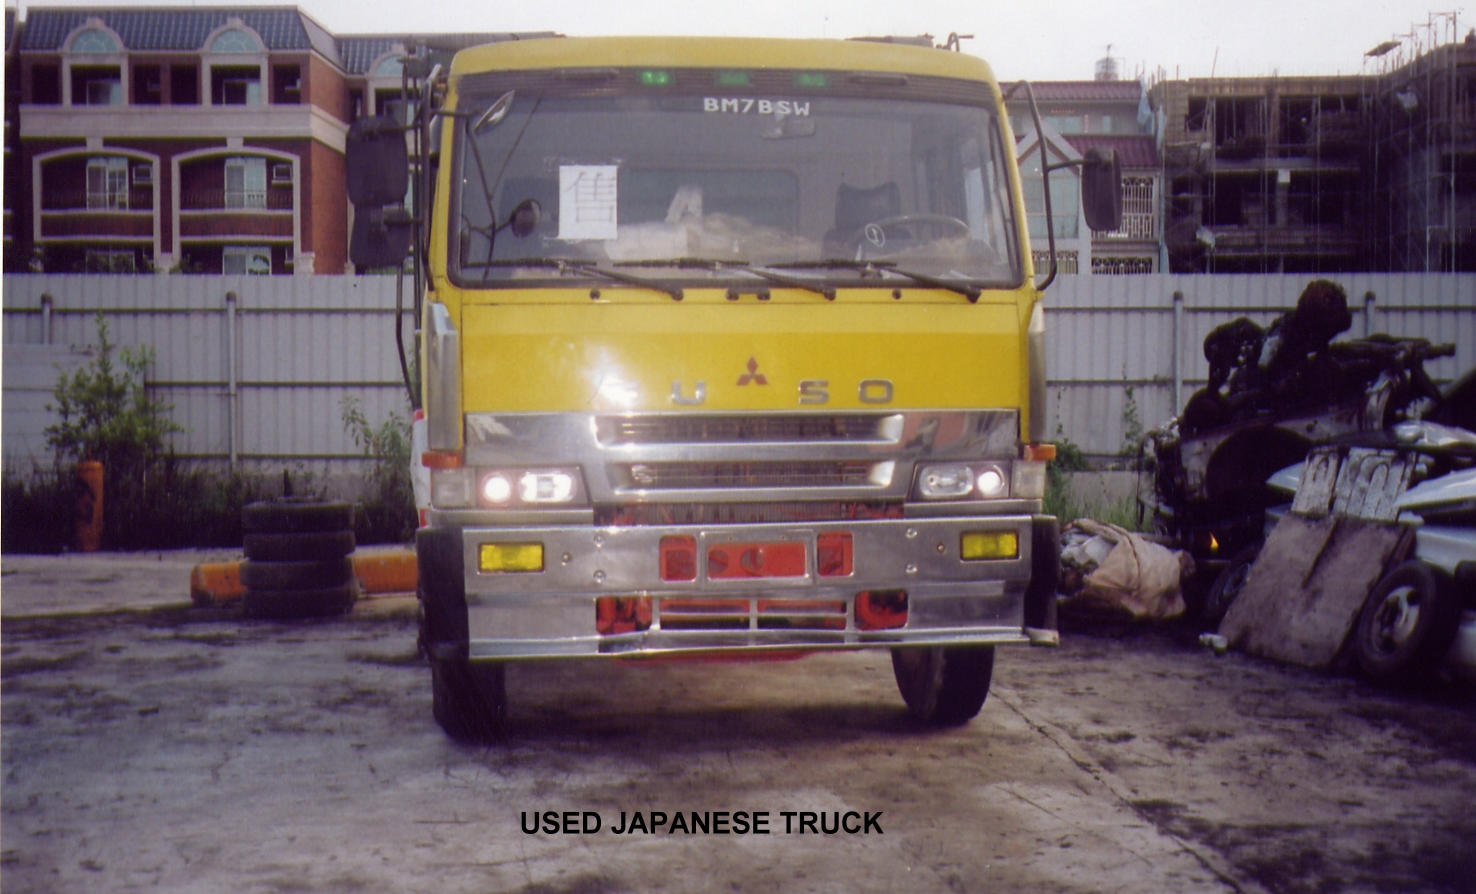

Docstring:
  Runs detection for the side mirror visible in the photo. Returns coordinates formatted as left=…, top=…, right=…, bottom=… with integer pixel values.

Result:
left=350, top=207, right=414, bottom=270
left=1080, top=147, right=1122, bottom=233
left=346, top=115, right=408, bottom=207
left=347, top=115, right=413, bottom=269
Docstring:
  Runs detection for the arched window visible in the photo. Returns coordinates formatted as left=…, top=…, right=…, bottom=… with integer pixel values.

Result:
left=210, top=29, right=261, bottom=54
left=70, top=29, right=120, bottom=54
left=373, top=56, right=403, bottom=78
left=67, top=26, right=124, bottom=106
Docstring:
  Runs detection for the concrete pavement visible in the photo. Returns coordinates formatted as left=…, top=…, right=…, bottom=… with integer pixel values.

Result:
left=0, top=545, right=417, bottom=619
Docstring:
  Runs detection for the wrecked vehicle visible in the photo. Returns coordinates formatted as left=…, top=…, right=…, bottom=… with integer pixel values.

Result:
left=1145, top=279, right=1455, bottom=570
left=1209, top=418, right=1476, bottom=683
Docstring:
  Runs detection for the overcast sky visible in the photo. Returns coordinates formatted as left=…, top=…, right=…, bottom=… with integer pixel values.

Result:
left=7, top=0, right=1468, bottom=82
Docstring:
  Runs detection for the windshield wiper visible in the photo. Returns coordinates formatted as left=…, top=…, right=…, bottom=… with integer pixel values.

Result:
left=470, top=257, right=685, bottom=301
left=616, top=258, right=836, bottom=301
left=768, top=259, right=982, bottom=303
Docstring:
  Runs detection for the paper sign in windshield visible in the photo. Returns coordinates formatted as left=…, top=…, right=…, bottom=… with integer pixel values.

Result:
left=558, top=165, right=618, bottom=240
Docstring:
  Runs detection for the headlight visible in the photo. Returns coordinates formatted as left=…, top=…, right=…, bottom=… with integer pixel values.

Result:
left=919, top=464, right=975, bottom=499
left=475, top=467, right=585, bottom=507
left=518, top=470, right=576, bottom=503
left=915, top=462, right=1011, bottom=501
left=480, top=472, right=514, bottom=505
left=430, top=467, right=585, bottom=509
left=975, top=465, right=1008, bottom=498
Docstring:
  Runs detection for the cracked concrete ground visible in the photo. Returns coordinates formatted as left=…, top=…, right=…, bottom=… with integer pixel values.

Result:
left=3, top=608, right=1474, bottom=893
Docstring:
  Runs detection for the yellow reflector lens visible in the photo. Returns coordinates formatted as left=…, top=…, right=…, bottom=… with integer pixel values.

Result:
left=479, top=542, right=544, bottom=573
left=960, top=531, right=1019, bottom=561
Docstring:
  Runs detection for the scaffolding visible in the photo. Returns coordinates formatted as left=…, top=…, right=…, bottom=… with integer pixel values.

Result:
left=1367, top=13, right=1476, bottom=272
left=1157, top=13, right=1476, bottom=273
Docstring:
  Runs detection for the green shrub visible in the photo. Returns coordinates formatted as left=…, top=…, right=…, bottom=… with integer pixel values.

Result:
left=341, top=396, right=416, bottom=544
left=1, top=461, right=275, bottom=553
left=46, top=314, right=180, bottom=474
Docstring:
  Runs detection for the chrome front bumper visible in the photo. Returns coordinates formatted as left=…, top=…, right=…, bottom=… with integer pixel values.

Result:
left=432, top=514, right=1052, bottom=659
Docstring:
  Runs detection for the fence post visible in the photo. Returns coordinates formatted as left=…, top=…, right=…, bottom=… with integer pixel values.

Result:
left=40, top=292, right=53, bottom=344
left=1172, top=289, right=1185, bottom=413
left=226, top=290, right=239, bottom=469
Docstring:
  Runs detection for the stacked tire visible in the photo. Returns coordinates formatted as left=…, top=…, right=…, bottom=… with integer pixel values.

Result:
left=241, top=499, right=358, bottom=619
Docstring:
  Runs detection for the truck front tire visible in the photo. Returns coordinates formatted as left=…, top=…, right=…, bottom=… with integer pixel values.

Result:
left=418, top=527, right=508, bottom=740
left=430, top=657, right=507, bottom=743
left=891, top=645, right=996, bottom=726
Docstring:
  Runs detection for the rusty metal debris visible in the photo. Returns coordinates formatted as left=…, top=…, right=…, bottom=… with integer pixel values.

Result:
left=1145, top=279, right=1455, bottom=567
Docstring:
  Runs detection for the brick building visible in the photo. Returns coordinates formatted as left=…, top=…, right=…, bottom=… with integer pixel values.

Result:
left=4, top=5, right=544, bottom=274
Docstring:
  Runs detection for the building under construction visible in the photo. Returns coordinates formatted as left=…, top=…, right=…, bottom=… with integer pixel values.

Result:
left=1154, top=34, right=1476, bottom=273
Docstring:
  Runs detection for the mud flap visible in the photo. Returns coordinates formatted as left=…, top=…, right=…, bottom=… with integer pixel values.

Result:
left=1024, top=516, right=1060, bottom=646
left=1219, top=514, right=1412, bottom=668
left=416, top=526, right=469, bottom=660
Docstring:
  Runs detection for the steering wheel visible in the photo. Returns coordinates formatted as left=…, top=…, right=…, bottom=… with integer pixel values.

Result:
left=850, top=214, right=971, bottom=257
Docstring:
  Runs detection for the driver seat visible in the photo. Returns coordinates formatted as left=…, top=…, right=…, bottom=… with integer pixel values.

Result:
left=824, top=182, right=899, bottom=256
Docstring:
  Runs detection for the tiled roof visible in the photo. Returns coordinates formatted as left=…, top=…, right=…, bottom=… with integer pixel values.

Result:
left=19, top=6, right=330, bottom=57
left=336, top=32, right=561, bottom=74
left=338, top=37, right=401, bottom=75
left=1007, top=80, right=1144, bottom=103
left=1064, top=134, right=1159, bottom=169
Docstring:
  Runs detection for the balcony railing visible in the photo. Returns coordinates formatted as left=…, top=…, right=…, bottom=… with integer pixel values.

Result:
left=40, top=189, right=155, bottom=212
left=1092, top=212, right=1157, bottom=242
left=179, top=189, right=293, bottom=212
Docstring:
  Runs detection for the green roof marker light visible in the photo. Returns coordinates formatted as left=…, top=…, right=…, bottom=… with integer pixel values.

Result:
left=793, top=72, right=829, bottom=88
left=638, top=69, right=673, bottom=87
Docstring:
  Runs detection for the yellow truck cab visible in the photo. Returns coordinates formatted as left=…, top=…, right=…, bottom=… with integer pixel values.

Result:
left=346, top=35, right=1121, bottom=741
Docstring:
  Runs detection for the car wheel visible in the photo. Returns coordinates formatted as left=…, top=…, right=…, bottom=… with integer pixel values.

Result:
left=241, top=558, right=354, bottom=591
left=242, top=499, right=355, bottom=534
left=244, top=530, right=356, bottom=562
left=242, top=583, right=358, bottom=619
left=431, top=657, right=507, bottom=743
left=1353, top=561, right=1460, bottom=684
left=891, top=645, right=995, bottom=726
left=1203, top=544, right=1259, bottom=627
left=241, top=499, right=358, bottom=620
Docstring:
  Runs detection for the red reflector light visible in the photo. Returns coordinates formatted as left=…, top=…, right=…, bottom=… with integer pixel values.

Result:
left=596, top=596, right=652, bottom=635
left=659, top=535, right=697, bottom=581
left=707, top=541, right=806, bottom=580
left=421, top=450, right=463, bottom=469
left=856, top=590, right=908, bottom=630
left=817, top=532, right=853, bottom=577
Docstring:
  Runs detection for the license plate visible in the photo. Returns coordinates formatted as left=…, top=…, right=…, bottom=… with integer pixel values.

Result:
left=706, top=541, right=807, bottom=580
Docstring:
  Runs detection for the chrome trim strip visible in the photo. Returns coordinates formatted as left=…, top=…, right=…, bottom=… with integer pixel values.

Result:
left=460, top=514, right=1035, bottom=657
left=462, top=409, right=1019, bottom=504
left=427, top=302, right=461, bottom=451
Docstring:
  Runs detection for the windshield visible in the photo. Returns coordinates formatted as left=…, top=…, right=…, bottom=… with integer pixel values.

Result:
left=449, top=70, right=1022, bottom=288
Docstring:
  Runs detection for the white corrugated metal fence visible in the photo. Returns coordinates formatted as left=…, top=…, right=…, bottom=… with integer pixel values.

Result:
left=3, top=274, right=1472, bottom=478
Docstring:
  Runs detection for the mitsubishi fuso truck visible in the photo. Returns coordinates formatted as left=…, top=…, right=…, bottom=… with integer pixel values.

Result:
left=346, top=34, right=1121, bottom=741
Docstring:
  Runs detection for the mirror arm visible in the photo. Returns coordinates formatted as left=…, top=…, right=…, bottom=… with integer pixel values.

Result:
left=1003, top=80, right=1057, bottom=291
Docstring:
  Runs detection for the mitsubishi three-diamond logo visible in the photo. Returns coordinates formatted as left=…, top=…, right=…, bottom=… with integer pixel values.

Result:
left=736, top=357, right=768, bottom=386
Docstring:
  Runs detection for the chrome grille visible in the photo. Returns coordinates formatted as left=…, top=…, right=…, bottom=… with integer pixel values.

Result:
left=598, top=502, right=903, bottom=525
left=618, top=460, right=881, bottom=490
left=597, top=414, right=898, bottom=445
left=657, top=596, right=849, bottom=632
left=462, top=410, right=1019, bottom=505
